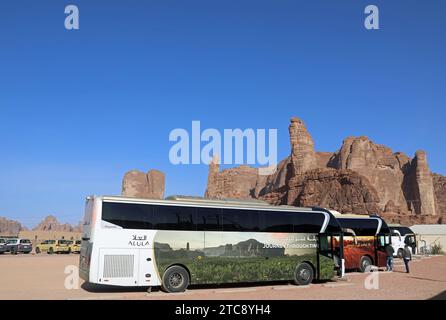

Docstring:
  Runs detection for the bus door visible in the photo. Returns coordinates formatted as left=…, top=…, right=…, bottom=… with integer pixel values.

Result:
left=319, top=233, right=343, bottom=277
left=375, top=234, right=389, bottom=267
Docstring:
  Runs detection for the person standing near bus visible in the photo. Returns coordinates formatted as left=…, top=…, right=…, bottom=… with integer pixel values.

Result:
left=385, top=244, right=394, bottom=271
left=402, top=244, right=412, bottom=273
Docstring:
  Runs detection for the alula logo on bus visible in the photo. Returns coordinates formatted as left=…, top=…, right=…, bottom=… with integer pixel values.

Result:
left=128, top=235, right=150, bottom=247
left=169, top=121, right=278, bottom=175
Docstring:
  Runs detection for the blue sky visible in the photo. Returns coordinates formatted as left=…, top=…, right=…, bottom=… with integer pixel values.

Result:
left=0, top=1, right=445, bottom=227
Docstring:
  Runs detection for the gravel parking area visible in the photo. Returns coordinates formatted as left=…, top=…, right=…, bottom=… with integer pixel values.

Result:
left=0, top=254, right=445, bottom=300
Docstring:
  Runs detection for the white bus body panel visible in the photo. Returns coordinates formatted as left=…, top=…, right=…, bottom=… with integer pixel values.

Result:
left=90, top=228, right=160, bottom=286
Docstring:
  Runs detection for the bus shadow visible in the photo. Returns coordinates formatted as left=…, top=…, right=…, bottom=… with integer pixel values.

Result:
left=81, top=279, right=331, bottom=293
left=188, top=280, right=291, bottom=290
left=81, top=282, right=150, bottom=293
left=429, top=291, right=446, bottom=300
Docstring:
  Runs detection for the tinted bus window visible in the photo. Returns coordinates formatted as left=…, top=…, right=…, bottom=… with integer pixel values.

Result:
left=221, top=209, right=259, bottom=232
left=260, top=211, right=294, bottom=232
left=102, top=202, right=154, bottom=229
left=293, top=212, right=325, bottom=233
left=392, top=226, right=413, bottom=236
left=338, top=218, right=379, bottom=236
left=197, top=207, right=222, bottom=231
left=325, top=216, right=342, bottom=234
left=153, top=205, right=196, bottom=231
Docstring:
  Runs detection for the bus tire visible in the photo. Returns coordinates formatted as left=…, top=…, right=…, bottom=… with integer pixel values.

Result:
left=293, top=262, right=314, bottom=286
left=161, top=265, right=190, bottom=293
left=397, top=249, right=403, bottom=258
left=359, top=256, right=372, bottom=272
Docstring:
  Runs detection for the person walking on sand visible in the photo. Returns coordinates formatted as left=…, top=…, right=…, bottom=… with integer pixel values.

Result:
left=402, top=244, right=412, bottom=273
left=385, top=244, right=395, bottom=271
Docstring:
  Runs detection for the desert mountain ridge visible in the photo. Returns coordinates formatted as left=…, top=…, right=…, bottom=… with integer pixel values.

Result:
left=0, top=215, right=82, bottom=237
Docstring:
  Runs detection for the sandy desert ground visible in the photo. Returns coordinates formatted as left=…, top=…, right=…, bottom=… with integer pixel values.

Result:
left=0, top=254, right=445, bottom=300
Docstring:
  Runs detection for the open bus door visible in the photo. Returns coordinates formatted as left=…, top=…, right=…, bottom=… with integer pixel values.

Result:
left=319, top=232, right=344, bottom=278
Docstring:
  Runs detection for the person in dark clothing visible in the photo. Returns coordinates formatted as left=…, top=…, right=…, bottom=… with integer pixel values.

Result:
left=385, top=244, right=395, bottom=271
left=402, top=244, right=412, bottom=273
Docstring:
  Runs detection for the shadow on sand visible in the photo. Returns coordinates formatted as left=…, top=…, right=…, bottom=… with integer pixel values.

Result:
left=429, top=291, right=446, bottom=300
left=81, top=279, right=326, bottom=293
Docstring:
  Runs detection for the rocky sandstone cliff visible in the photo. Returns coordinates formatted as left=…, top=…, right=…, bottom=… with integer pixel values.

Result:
left=122, top=169, right=165, bottom=199
left=205, top=117, right=446, bottom=225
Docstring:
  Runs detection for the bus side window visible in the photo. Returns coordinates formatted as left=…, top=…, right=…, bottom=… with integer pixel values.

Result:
left=153, top=205, right=196, bottom=231
left=259, top=211, right=293, bottom=232
left=221, top=209, right=259, bottom=232
left=293, top=212, right=325, bottom=233
left=197, top=207, right=222, bottom=231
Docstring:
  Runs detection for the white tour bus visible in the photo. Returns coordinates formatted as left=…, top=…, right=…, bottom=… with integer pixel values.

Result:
left=388, top=224, right=417, bottom=256
left=79, top=195, right=344, bottom=292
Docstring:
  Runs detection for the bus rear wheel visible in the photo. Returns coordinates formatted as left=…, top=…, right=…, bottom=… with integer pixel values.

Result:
left=161, top=266, right=190, bottom=293
left=293, top=262, right=314, bottom=286
left=359, top=256, right=372, bottom=272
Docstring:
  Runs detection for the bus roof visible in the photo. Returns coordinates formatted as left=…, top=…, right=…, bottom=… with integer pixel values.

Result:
left=328, top=210, right=380, bottom=219
left=93, top=195, right=326, bottom=214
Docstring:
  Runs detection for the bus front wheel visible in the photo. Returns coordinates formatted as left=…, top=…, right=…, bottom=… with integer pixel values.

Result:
left=293, top=262, right=314, bottom=286
left=359, top=256, right=372, bottom=272
left=161, top=265, right=190, bottom=293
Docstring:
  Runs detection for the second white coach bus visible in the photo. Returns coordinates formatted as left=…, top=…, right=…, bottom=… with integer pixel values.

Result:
left=79, top=195, right=344, bottom=292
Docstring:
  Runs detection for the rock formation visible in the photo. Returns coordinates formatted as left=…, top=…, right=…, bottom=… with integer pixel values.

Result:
left=204, top=155, right=259, bottom=199
left=122, top=169, right=165, bottom=199
left=433, top=174, right=446, bottom=223
left=327, top=136, right=409, bottom=213
left=289, top=117, right=318, bottom=175
left=261, top=168, right=381, bottom=215
left=412, top=151, right=437, bottom=216
left=205, top=117, right=446, bottom=225
left=32, top=215, right=78, bottom=232
left=0, top=217, right=26, bottom=236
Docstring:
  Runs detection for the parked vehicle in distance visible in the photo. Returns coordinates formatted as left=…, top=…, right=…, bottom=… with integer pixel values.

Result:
left=389, top=224, right=417, bottom=257
left=35, top=239, right=71, bottom=254
left=68, top=240, right=81, bottom=253
left=4, top=238, right=32, bottom=254
left=0, top=238, right=7, bottom=254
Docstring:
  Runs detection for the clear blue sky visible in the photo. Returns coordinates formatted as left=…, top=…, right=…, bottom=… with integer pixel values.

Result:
left=0, top=1, right=445, bottom=227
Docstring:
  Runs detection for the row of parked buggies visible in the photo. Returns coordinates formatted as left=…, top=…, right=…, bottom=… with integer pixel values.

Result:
left=0, top=238, right=81, bottom=255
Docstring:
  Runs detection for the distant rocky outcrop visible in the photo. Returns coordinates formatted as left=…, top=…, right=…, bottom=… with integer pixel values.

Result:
left=0, top=217, right=26, bottom=236
left=32, top=215, right=78, bottom=232
left=205, top=117, right=446, bottom=225
left=122, top=169, right=165, bottom=199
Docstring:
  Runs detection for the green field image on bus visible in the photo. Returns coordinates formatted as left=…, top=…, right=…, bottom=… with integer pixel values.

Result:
left=153, top=231, right=334, bottom=283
